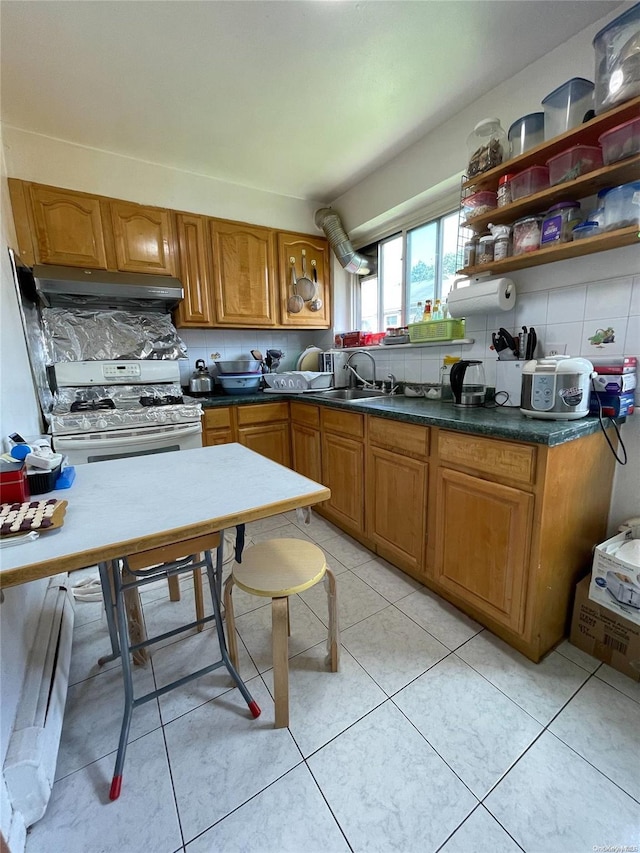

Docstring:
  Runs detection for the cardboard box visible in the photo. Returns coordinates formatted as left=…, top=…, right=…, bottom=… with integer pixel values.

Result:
left=588, top=530, right=640, bottom=626
left=571, top=575, right=640, bottom=682
left=589, top=391, right=635, bottom=417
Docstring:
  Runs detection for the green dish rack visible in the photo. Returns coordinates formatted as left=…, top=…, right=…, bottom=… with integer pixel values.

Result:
left=408, top=319, right=466, bottom=343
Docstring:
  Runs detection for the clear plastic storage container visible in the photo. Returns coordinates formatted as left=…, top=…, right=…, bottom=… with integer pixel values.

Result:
left=546, top=144, right=603, bottom=186
left=510, top=165, right=549, bottom=200
left=593, top=4, right=640, bottom=114
left=572, top=221, right=601, bottom=241
left=508, top=112, right=545, bottom=157
left=598, top=115, right=640, bottom=164
left=467, top=118, right=507, bottom=177
left=512, top=216, right=542, bottom=255
left=541, top=78, right=594, bottom=140
left=462, top=190, right=498, bottom=219
left=602, top=180, right=640, bottom=230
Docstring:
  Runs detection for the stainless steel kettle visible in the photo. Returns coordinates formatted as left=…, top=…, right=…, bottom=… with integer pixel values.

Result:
left=450, top=360, right=486, bottom=407
left=189, top=359, right=213, bottom=396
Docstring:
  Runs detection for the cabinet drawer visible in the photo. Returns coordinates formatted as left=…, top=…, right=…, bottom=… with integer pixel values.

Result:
left=438, top=431, right=536, bottom=485
left=369, top=417, right=429, bottom=458
left=236, top=402, right=288, bottom=426
left=203, top=408, right=232, bottom=430
left=321, top=408, right=364, bottom=439
left=291, top=402, right=320, bottom=428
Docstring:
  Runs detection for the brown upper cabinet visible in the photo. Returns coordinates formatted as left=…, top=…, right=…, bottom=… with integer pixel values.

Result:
left=9, top=180, right=176, bottom=276
left=8, top=178, right=331, bottom=329
left=109, top=201, right=176, bottom=275
left=277, top=232, right=331, bottom=328
left=174, top=213, right=215, bottom=328
left=10, top=181, right=109, bottom=269
left=210, top=219, right=278, bottom=327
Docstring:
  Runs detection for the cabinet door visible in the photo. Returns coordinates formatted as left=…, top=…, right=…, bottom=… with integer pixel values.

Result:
left=277, top=232, right=331, bottom=327
left=210, top=220, right=277, bottom=326
left=291, top=423, right=322, bottom=482
left=110, top=201, right=176, bottom=275
left=28, top=184, right=108, bottom=269
left=367, top=445, right=427, bottom=574
left=433, top=467, right=533, bottom=632
left=321, top=432, right=364, bottom=532
left=174, top=213, right=215, bottom=327
left=237, top=423, right=291, bottom=468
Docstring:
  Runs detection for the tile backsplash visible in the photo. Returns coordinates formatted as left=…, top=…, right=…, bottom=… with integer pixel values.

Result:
left=349, top=273, right=639, bottom=391
left=177, top=272, right=638, bottom=393
left=178, top=328, right=333, bottom=386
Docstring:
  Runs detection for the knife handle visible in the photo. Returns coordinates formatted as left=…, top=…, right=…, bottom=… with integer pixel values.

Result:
left=518, top=332, right=527, bottom=360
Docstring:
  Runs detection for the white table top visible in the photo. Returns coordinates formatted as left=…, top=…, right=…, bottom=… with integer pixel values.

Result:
left=0, top=444, right=330, bottom=588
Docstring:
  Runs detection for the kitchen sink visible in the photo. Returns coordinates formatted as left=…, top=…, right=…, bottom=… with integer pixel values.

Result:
left=316, top=388, right=388, bottom=401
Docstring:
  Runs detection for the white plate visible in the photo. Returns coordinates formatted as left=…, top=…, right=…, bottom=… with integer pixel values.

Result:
left=296, top=346, right=323, bottom=371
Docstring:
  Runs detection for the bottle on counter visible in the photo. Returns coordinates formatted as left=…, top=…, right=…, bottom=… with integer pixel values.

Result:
left=422, top=299, right=432, bottom=321
left=432, top=299, right=443, bottom=320
left=414, top=301, right=423, bottom=323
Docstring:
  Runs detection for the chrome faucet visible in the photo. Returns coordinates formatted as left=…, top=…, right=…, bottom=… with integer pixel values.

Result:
left=387, top=373, right=398, bottom=395
left=345, top=351, right=377, bottom=388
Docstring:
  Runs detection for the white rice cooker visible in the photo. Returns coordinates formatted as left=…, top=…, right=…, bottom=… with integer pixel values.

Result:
left=520, top=356, right=596, bottom=420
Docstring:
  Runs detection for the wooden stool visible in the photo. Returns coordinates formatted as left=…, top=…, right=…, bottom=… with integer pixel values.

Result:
left=124, top=535, right=211, bottom=664
left=223, top=539, right=339, bottom=728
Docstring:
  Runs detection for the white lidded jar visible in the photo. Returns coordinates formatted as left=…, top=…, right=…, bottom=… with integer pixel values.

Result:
left=467, top=118, right=507, bottom=177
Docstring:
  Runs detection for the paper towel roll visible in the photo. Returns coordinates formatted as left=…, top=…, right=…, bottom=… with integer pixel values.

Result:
left=447, top=277, right=516, bottom=318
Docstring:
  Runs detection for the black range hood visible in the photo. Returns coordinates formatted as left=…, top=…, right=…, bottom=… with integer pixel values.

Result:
left=33, top=265, right=184, bottom=311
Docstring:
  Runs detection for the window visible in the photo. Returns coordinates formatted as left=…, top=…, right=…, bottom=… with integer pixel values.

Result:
left=357, top=210, right=462, bottom=332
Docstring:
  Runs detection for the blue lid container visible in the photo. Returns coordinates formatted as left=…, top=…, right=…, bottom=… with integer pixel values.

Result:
left=508, top=112, right=545, bottom=157
left=593, top=3, right=640, bottom=113
left=541, top=77, right=594, bottom=140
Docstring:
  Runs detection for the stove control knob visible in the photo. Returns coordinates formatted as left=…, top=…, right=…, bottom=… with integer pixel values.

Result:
left=156, top=411, right=167, bottom=423
left=171, top=412, right=182, bottom=423
left=80, top=417, right=91, bottom=430
left=96, top=417, right=108, bottom=430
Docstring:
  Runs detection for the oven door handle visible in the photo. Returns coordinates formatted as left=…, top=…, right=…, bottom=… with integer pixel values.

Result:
left=53, top=422, right=202, bottom=450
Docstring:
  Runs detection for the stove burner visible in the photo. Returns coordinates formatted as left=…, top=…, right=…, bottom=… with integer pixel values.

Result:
left=70, top=399, right=116, bottom=412
left=139, top=395, right=184, bottom=407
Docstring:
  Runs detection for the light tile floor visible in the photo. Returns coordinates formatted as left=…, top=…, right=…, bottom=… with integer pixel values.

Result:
left=25, top=510, right=640, bottom=853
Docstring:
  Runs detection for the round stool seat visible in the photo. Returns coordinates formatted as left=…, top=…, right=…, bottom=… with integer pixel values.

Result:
left=233, top=539, right=326, bottom=598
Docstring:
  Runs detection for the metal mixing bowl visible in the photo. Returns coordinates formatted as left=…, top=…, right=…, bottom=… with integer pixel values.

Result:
left=215, top=360, right=262, bottom=375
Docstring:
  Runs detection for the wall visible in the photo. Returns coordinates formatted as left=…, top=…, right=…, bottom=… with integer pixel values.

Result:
left=330, top=2, right=638, bottom=533
left=0, top=133, right=48, bottom=834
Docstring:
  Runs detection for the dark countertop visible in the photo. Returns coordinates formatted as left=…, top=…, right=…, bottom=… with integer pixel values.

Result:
left=193, top=391, right=620, bottom=447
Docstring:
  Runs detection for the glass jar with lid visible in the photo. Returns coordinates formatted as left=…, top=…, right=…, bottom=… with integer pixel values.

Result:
left=467, top=118, right=508, bottom=177
left=540, top=201, right=583, bottom=245
left=477, top=234, right=495, bottom=265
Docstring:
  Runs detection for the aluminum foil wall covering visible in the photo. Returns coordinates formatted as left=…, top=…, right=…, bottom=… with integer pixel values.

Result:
left=42, top=309, right=187, bottom=362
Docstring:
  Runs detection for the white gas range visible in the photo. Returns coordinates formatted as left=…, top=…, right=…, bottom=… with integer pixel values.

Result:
left=49, top=360, right=203, bottom=464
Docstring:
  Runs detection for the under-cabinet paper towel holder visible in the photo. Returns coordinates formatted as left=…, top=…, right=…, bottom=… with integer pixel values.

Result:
left=446, top=276, right=516, bottom=317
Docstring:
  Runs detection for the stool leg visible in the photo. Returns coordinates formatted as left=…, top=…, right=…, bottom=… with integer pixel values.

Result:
left=193, top=562, right=204, bottom=632
left=272, top=597, right=289, bottom=728
left=223, top=574, right=239, bottom=669
left=167, top=574, right=181, bottom=601
left=324, top=568, right=340, bottom=672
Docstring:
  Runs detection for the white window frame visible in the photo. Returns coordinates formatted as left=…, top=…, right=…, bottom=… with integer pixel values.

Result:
left=354, top=204, right=461, bottom=331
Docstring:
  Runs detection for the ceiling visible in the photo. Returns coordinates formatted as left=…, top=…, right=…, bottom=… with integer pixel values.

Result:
left=0, top=1, right=620, bottom=202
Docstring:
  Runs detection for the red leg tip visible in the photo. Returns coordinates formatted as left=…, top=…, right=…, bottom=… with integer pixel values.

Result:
left=109, top=776, right=122, bottom=800
left=248, top=700, right=261, bottom=718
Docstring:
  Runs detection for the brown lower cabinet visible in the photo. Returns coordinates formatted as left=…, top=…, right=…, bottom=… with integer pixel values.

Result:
left=205, top=400, right=616, bottom=662
left=202, top=402, right=290, bottom=468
